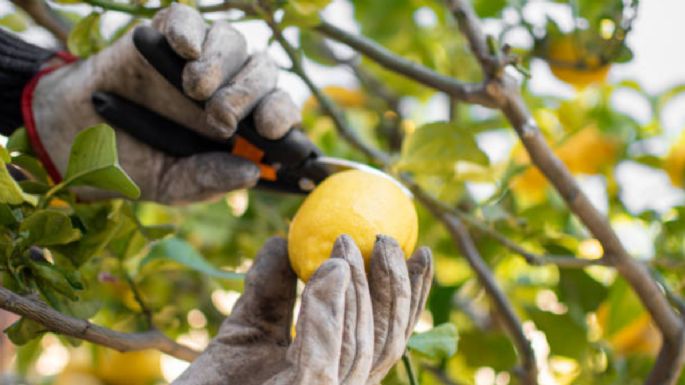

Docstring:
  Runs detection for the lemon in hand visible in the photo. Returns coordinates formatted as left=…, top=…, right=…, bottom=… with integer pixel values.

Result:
left=288, top=169, right=418, bottom=281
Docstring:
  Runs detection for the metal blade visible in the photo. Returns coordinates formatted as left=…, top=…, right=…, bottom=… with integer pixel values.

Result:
left=313, top=157, right=413, bottom=198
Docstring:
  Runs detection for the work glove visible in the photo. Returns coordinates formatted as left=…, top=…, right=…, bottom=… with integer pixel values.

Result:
left=173, top=235, right=433, bottom=385
left=30, top=4, right=300, bottom=203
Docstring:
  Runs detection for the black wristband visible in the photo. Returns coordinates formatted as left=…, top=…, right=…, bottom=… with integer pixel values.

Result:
left=0, top=28, right=55, bottom=137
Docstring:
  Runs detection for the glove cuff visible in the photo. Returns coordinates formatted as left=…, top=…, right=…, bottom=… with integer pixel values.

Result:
left=20, top=50, right=78, bottom=183
left=0, top=29, right=57, bottom=136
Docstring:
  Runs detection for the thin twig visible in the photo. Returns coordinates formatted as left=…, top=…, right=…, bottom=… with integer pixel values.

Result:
left=414, top=189, right=538, bottom=385
left=414, top=186, right=607, bottom=268
left=267, top=18, right=390, bottom=165
left=315, top=21, right=496, bottom=108
left=0, top=286, right=199, bottom=362
left=402, top=352, right=419, bottom=385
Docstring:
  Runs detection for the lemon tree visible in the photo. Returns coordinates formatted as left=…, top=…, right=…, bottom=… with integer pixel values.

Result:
left=4, top=0, right=685, bottom=385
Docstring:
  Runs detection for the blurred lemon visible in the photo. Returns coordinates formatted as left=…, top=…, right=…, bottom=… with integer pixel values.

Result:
left=596, top=303, right=660, bottom=356
left=303, top=86, right=366, bottom=112
left=94, top=349, right=162, bottom=385
left=53, top=371, right=104, bottom=385
left=510, top=125, right=618, bottom=204
left=288, top=170, right=417, bottom=281
left=546, top=35, right=610, bottom=88
left=664, top=132, right=685, bottom=187
left=556, top=125, right=619, bottom=174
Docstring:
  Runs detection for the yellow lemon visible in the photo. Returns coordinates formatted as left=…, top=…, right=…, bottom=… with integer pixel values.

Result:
left=596, top=304, right=661, bottom=356
left=94, top=349, right=161, bottom=385
left=547, top=35, right=610, bottom=88
left=288, top=170, right=418, bottom=281
left=510, top=125, right=618, bottom=204
left=303, top=86, right=366, bottom=112
left=53, top=371, right=104, bottom=385
left=664, top=131, right=685, bottom=187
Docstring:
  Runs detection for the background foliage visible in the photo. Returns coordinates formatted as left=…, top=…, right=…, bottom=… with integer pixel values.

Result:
left=1, top=0, right=684, bottom=384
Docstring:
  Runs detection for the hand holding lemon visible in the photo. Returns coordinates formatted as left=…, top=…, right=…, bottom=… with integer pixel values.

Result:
left=171, top=169, right=432, bottom=385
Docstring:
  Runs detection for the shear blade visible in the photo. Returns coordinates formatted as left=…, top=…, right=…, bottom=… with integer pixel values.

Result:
left=312, top=157, right=413, bottom=198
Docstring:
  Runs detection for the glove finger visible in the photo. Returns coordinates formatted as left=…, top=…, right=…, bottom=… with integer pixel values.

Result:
left=151, top=7, right=170, bottom=31
left=288, top=259, right=351, bottom=385
left=405, top=247, right=433, bottom=339
left=183, top=21, right=248, bottom=101
left=219, top=237, right=298, bottom=346
left=157, top=152, right=259, bottom=204
left=164, top=3, right=206, bottom=60
left=206, top=52, right=279, bottom=138
left=330, top=235, right=374, bottom=385
left=367, top=235, right=412, bottom=385
left=254, top=89, right=301, bottom=140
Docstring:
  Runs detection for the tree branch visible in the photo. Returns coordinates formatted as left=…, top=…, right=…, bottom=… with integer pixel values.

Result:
left=408, top=182, right=538, bottom=385
left=10, top=0, right=70, bottom=44
left=268, top=16, right=538, bottom=385
left=0, top=286, right=200, bottom=362
left=443, top=0, right=685, bottom=383
left=315, top=21, right=496, bottom=107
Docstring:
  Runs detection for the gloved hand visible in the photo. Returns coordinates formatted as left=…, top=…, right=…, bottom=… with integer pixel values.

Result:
left=172, top=235, right=432, bottom=385
left=30, top=4, right=300, bottom=203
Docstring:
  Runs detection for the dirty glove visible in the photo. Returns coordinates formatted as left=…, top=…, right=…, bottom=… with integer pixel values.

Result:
left=173, top=235, right=433, bottom=385
left=30, top=3, right=300, bottom=203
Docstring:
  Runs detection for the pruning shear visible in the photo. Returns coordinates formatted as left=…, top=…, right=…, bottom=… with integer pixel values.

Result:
left=92, top=26, right=410, bottom=197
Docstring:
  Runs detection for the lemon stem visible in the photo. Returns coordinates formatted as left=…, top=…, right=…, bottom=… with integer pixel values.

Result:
left=402, top=351, right=418, bottom=385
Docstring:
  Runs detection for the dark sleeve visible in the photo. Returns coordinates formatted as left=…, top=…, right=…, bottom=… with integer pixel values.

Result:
left=0, top=28, right=55, bottom=137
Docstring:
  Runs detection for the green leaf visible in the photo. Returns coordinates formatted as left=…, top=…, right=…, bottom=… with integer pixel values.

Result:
left=20, top=210, right=82, bottom=246
left=0, top=154, right=25, bottom=205
left=61, top=124, right=140, bottom=199
left=5, top=318, right=46, bottom=345
left=7, top=128, right=32, bottom=155
left=140, top=238, right=244, bottom=280
left=141, top=224, right=176, bottom=240
left=15, top=337, right=42, bottom=376
left=473, top=0, right=506, bottom=18
left=0, top=145, right=9, bottom=163
left=0, top=232, right=13, bottom=262
left=407, top=323, right=458, bottom=359
left=0, top=204, right=19, bottom=226
left=397, top=122, right=489, bottom=175
left=30, top=259, right=79, bottom=301
left=12, top=155, right=48, bottom=183
left=602, top=278, right=645, bottom=336
left=67, top=12, right=105, bottom=58
left=53, top=202, right=127, bottom=266
left=428, top=284, right=459, bottom=325
left=557, top=269, right=607, bottom=313
left=459, top=330, right=517, bottom=370
left=528, top=308, right=588, bottom=358
left=289, top=0, right=331, bottom=14
left=300, top=30, right=336, bottom=66
left=282, top=0, right=331, bottom=27
left=0, top=13, right=28, bottom=32
left=613, top=44, right=634, bottom=64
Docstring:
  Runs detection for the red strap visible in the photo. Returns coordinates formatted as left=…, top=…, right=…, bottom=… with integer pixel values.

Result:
left=21, top=51, right=78, bottom=184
